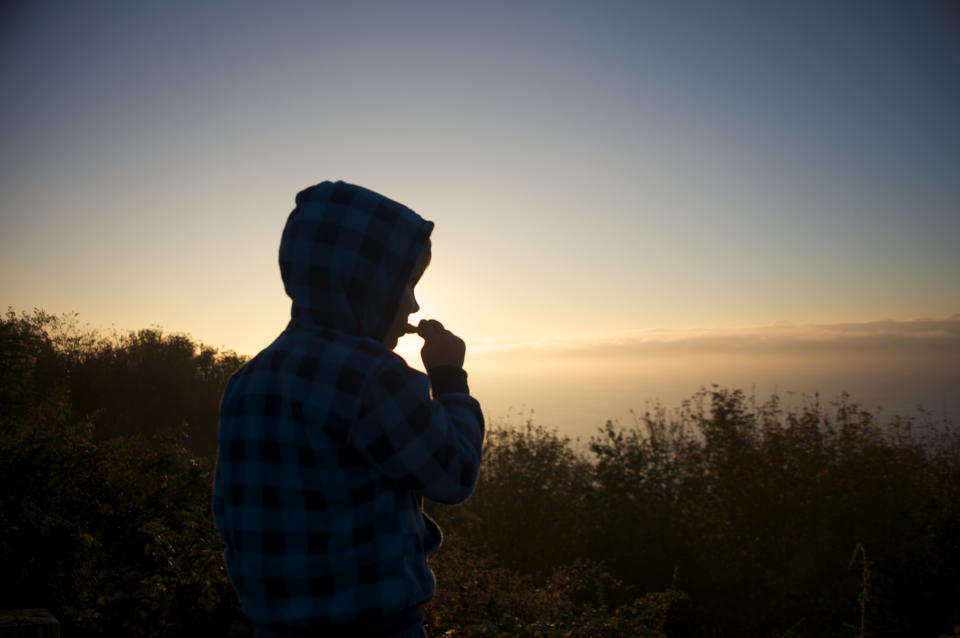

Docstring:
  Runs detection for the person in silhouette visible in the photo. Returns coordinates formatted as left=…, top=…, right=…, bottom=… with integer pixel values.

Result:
left=213, top=181, right=484, bottom=638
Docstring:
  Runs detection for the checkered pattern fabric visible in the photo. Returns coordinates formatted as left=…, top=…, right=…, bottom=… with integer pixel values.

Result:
left=279, top=181, right=433, bottom=343
left=213, top=181, right=484, bottom=628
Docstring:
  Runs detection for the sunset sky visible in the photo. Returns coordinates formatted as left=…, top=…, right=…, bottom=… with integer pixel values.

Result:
left=2, top=1, right=958, bottom=437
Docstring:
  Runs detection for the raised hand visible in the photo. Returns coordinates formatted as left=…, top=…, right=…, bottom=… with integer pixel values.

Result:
left=411, top=319, right=466, bottom=370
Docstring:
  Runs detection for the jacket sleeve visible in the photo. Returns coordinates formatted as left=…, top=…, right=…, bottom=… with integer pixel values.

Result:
left=349, top=355, right=484, bottom=504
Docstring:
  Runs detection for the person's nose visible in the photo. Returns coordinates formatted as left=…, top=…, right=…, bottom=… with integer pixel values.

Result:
left=409, top=291, right=420, bottom=315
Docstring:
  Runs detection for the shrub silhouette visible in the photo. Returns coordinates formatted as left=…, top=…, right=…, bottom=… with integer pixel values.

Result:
left=3, top=309, right=959, bottom=636
left=582, top=388, right=960, bottom=637
left=429, top=419, right=595, bottom=576
left=429, top=389, right=959, bottom=637
left=0, top=414, right=238, bottom=636
left=1, top=309, right=245, bottom=456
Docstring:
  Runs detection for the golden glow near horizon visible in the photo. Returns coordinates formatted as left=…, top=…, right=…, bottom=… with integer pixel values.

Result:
left=2, top=3, right=959, bottom=434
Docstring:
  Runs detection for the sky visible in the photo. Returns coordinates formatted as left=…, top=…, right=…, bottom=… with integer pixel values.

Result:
left=2, top=1, right=959, bottom=438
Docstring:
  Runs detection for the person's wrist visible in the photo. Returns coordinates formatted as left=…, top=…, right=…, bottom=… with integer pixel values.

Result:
left=427, top=365, right=469, bottom=394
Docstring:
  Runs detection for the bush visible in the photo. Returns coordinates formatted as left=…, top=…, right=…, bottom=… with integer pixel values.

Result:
left=426, top=534, right=684, bottom=637
left=1, top=308, right=245, bottom=456
left=587, top=388, right=960, bottom=637
left=0, top=414, right=243, bottom=636
left=4, top=309, right=959, bottom=636
left=430, top=419, right=594, bottom=577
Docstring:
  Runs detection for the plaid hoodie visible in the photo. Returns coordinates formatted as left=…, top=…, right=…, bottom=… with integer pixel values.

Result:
left=213, top=181, right=484, bottom=628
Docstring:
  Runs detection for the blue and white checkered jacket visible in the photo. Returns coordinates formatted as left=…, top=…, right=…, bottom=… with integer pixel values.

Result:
left=213, top=181, right=484, bottom=628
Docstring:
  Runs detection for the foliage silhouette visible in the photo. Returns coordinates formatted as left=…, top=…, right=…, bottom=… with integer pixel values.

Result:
left=0, top=411, right=237, bottom=635
left=2, top=309, right=959, bottom=636
left=1, top=309, right=245, bottom=456
left=429, top=389, right=960, bottom=637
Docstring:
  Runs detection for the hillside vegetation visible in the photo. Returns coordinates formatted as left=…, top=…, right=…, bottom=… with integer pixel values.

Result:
left=2, top=309, right=958, bottom=637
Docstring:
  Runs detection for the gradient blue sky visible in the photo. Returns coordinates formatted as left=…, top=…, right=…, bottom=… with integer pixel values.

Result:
left=2, top=1, right=958, bottom=433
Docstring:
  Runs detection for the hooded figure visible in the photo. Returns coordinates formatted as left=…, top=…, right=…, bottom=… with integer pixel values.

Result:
left=213, top=181, right=484, bottom=637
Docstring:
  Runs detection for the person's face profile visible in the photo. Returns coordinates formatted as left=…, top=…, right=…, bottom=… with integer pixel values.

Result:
left=383, top=241, right=431, bottom=349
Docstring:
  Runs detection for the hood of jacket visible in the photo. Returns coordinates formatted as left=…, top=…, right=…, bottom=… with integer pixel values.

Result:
left=278, top=181, right=434, bottom=342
